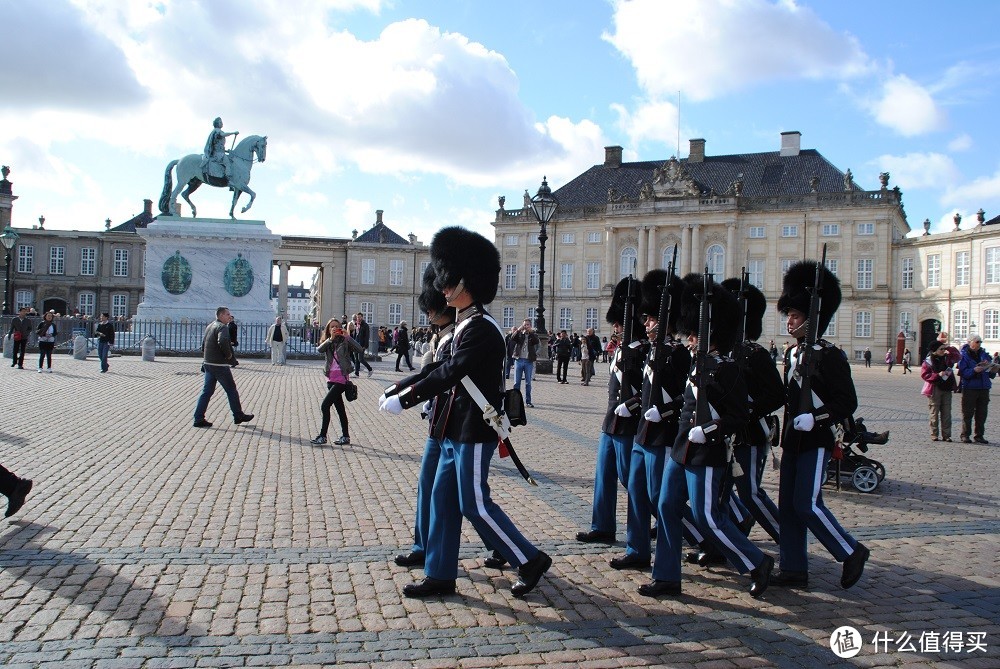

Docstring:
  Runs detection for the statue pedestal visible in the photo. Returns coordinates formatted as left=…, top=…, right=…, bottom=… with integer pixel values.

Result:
left=136, top=217, right=282, bottom=324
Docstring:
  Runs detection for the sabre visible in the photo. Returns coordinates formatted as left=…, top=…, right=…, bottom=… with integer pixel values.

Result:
left=460, top=376, right=538, bottom=486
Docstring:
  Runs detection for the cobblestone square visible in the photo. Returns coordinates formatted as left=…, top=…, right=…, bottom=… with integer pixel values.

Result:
left=0, top=355, right=997, bottom=667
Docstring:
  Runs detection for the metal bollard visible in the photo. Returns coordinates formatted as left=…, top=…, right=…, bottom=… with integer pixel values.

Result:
left=73, top=335, right=89, bottom=360
left=141, top=336, right=156, bottom=362
left=2, top=335, right=11, bottom=360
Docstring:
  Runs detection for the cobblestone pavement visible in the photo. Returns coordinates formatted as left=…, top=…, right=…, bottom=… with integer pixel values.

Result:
left=0, top=354, right=997, bottom=668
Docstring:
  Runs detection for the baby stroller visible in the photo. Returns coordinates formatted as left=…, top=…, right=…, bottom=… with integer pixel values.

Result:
left=825, top=417, right=888, bottom=493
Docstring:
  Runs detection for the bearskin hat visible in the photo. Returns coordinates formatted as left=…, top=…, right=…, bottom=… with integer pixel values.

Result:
left=721, top=278, right=766, bottom=342
left=430, top=226, right=501, bottom=305
left=640, top=270, right=685, bottom=334
left=776, top=261, right=841, bottom=335
left=417, top=264, right=448, bottom=319
left=676, top=274, right=739, bottom=351
left=605, top=275, right=645, bottom=336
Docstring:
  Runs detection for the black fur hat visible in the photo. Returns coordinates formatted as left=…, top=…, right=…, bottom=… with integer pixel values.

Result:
left=430, top=226, right=501, bottom=305
left=676, top=275, right=739, bottom=351
left=417, top=264, right=448, bottom=319
left=606, top=276, right=645, bottom=337
left=776, top=261, right=841, bottom=334
left=721, top=278, right=766, bottom=341
left=640, top=270, right=685, bottom=334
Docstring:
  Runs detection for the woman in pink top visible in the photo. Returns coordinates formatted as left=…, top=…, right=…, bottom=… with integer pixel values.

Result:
left=311, top=319, right=365, bottom=446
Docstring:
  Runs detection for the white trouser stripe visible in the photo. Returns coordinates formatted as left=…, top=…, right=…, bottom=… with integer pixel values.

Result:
left=683, top=515, right=704, bottom=543
left=703, top=468, right=754, bottom=571
left=472, top=442, right=528, bottom=565
left=809, top=449, right=854, bottom=555
left=749, top=446, right=779, bottom=530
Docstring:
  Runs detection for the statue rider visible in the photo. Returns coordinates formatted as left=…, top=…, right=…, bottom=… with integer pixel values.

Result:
left=202, top=117, right=239, bottom=181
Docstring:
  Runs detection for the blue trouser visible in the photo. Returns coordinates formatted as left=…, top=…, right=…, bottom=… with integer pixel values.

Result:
left=425, top=439, right=538, bottom=581
left=657, top=458, right=765, bottom=581
left=513, top=359, right=534, bottom=404
left=587, top=432, right=634, bottom=535
left=623, top=441, right=665, bottom=560
left=97, top=341, right=110, bottom=372
left=778, top=446, right=857, bottom=572
left=193, top=364, right=244, bottom=421
left=733, top=444, right=780, bottom=542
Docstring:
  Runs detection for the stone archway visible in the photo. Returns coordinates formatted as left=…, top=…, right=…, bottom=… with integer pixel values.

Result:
left=42, top=297, right=68, bottom=316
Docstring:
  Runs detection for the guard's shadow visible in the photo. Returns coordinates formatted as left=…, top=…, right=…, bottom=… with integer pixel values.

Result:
left=0, top=522, right=205, bottom=642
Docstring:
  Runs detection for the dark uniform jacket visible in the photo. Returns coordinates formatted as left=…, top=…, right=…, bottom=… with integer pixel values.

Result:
left=601, top=340, right=647, bottom=436
left=387, top=323, right=455, bottom=438
left=781, top=339, right=858, bottom=452
left=394, top=304, right=504, bottom=444
left=671, top=352, right=748, bottom=468
left=635, top=341, right=691, bottom=448
left=732, top=341, right=784, bottom=447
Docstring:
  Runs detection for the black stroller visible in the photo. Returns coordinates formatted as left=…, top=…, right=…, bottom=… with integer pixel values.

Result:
left=825, top=417, right=888, bottom=493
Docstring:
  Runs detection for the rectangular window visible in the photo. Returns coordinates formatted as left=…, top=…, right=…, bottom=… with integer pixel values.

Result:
left=419, top=260, right=430, bottom=278
left=361, top=258, right=375, bottom=285
left=78, top=292, right=96, bottom=317
left=927, top=254, right=941, bottom=288
left=528, top=263, right=539, bottom=290
left=111, top=294, right=128, bottom=318
left=780, top=258, right=794, bottom=276
left=825, top=258, right=839, bottom=278
left=857, top=222, right=875, bottom=235
left=780, top=225, right=798, bottom=238
left=418, top=311, right=428, bottom=326
left=586, top=262, right=600, bottom=290
left=502, top=306, right=515, bottom=329
left=984, top=309, right=1000, bottom=340
left=955, top=251, right=970, bottom=287
left=80, top=248, right=96, bottom=276
left=388, top=303, right=402, bottom=324
left=898, top=311, right=912, bottom=336
left=748, top=259, right=765, bottom=289
left=360, top=301, right=374, bottom=324
left=748, top=226, right=765, bottom=239
left=505, top=234, right=519, bottom=246
left=986, top=248, right=1000, bottom=284
left=901, top=257, right=914, bottom=290
left=529, top=235, right=539, bottom=246
left=559, top=307, right=572, bottom=330
left=823, top=312, right=837, bottom=338
left=587, top=231, right=602, bottom=243
left=953, top=310, right=968, bottom=341
left=560, top=263, right=573, bottom=289
left=560, top=233, right=575, bottom=244
left=821, top=223, right=840, bottom=236
left=113, top=249, right=129, bottom=277
left=526, top=307, right=535, bottom=323
left=49, top=246, right=65, bottom=275
left=17, top=245, right=32, bottom=273
left=854, top=311, right=872, bottom=338
left=504, top=264, right=518, bottom=290
left=389, top=259, right=404, bottom=286
left=14, top=289, right=33, bottom=311
left=856, top=258, right=874, bottom=290
left=585, top=307, right=598, bottom=330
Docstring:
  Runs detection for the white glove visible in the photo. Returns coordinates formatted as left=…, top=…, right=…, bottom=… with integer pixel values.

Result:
left=378, top=392, right=388, bottom=407
left=379, top=395, right=403, bottom=415
left=688, top=426, right=707, bottom=443
left=422, top=400, right=433, bottom=415
left=643, top=407, right=662, bottom=423
left=792, top=413, right=815, bottom=431
left=614, top=403, right=631, bottom=417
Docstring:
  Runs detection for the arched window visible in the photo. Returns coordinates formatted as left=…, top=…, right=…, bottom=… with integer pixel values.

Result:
left=619, top=247, right=637, bottom=279
left=661, top=244, right=678, bottom=270
left=705, top=244, right=725, bottom=277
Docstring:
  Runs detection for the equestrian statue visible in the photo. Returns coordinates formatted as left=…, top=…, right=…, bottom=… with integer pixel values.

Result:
left=159, top=117, right=268, bottom=219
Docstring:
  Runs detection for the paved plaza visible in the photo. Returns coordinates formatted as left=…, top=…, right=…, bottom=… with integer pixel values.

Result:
left=0, top=353, right=997, bottom=668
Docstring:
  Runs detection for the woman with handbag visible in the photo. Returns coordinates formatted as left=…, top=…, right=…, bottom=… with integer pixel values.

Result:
left=36, top=312, right=57, bottom=373
left=311, top=319, right=365, bottom=446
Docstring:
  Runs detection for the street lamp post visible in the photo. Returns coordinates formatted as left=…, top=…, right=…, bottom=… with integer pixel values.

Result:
left=529, top=176, right=557, bottom=337
left=1, top=226, right=18, bottom=315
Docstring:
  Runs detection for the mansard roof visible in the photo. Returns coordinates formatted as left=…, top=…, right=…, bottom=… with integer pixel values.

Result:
left=553, top=149, right=858, bottom=210
left=354, top=221, right=410, bottom=245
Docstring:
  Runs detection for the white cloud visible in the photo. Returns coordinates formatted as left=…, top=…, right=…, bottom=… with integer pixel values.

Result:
left=602, top=0, right=869, bottom=102
left=611, top=101, right=680, bottom=153
left=943, top=170, right=1000, bottom=208
left=873, top=152, right=960, bottom=190
left=947, top=134, right=973, bottom=152
left=869, top=75, right=946, bottom=136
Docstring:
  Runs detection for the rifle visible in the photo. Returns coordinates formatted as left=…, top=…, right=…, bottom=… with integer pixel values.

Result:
left=694, top=268, right=715, bottom=431
left=636, top=249, right=678, bottom=443
left=734, top=251, right=750, bottom=350
left=797, top=244, right=828, bottom=413
left=612, top=276, right=640, bottom=429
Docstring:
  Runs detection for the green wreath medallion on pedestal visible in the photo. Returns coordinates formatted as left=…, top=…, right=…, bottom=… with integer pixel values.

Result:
left=224, top=253, right=254, bottom=297
left=161, top=251, right=192, bottom=295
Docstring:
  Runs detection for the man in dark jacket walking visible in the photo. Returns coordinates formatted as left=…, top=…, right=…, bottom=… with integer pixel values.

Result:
left=95, top=312, right=115, bottom=373
left=553, top=330, right=572, bottom=383
left=511, top=320, right=540, bottom=407
left=7, top=306, right=31, bottom=369
left=193, top=306, right=253, bottom=428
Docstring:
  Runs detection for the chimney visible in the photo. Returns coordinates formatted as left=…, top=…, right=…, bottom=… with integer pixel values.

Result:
left=144, top=199, right=152, bottom=216
left=376, top=209, right=384, bottom=224
left=408, top=232, right=416, bottom=244
left=688, top=138, right=706, bottom=163
left=604, top=146, right=623, bottom=168
left=780, top=131, right=801, bottom=157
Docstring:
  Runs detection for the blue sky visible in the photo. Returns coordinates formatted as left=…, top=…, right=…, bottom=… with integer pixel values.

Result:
left=3, top=0, right=1000, bottom=285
